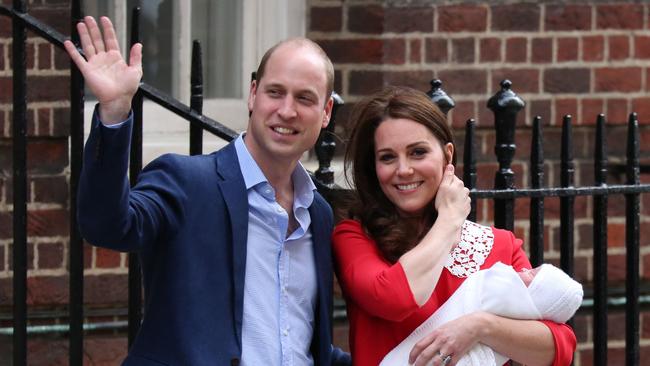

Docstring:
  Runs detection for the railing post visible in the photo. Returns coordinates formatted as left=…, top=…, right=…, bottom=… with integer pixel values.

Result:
left=315, top=92, right=344, bottom=187
left=529, top=116, right=544, bottom=267
left=593, top=114, right=608, bottom=366
left=68, top=0, right=85, bottom=365
left=463, top=119, right=477, bottom=221
left=560, top=115, right=575, bottom=277
left=487, top=80, right=524, bottom=231
left=128, top=6, right=143, bottom=348
left=426, top=79, right=455, bottom=115
left=189, top=40, right=203, bottom=156
left=12, top=1, right=28, bottom=365
left=625, top=112, right=640, bottom=366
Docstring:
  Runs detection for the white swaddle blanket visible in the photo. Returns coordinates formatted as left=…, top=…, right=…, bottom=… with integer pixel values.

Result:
left=380, top=262, right=583, bottom=366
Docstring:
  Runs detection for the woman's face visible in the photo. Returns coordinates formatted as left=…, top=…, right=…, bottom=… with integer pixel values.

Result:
left=374, top=118, right=453, bottom=216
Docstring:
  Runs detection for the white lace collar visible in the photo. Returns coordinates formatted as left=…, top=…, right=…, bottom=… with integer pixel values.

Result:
left=444, top=221, right=494, bottom=278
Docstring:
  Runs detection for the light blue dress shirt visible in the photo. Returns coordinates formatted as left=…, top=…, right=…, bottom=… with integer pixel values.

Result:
left=235, top=134, right=318, bottom=366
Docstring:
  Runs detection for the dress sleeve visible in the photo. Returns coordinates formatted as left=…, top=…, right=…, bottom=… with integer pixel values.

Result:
left=332, top=220, right=419, bottom=321
left=494, top=228, right=577, bottom=365
left=539, top=321, right=577, bottom=366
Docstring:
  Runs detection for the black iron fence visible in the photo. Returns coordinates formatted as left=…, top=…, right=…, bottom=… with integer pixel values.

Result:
left=2, top=2, right=650, bottom=366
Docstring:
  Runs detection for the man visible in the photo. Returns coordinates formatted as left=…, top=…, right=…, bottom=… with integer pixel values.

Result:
left=64, top=16, right=350, bottom=366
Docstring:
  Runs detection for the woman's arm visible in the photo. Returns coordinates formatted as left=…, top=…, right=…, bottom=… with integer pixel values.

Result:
left=408, top=312, right=575, bottom=366
left=398, top=165, right=470, bottom=305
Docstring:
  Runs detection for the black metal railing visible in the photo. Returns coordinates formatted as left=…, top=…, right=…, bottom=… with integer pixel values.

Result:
left=2, top=3, right=650, bottom=366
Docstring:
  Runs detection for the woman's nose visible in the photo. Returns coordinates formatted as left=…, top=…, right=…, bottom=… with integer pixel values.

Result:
left=396, top=159, right=413, bottom=176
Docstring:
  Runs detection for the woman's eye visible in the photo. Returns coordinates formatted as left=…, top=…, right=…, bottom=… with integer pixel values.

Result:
left=411, top=148, right=428, bottom=157
left=378, top=154, right=395, bottom=162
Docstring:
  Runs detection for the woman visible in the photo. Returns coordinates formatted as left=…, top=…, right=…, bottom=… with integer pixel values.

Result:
left=332, top=86, right=576, bottom=366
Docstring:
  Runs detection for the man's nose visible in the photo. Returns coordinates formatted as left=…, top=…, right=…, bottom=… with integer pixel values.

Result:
left=278, top=96, right=297, bottom=119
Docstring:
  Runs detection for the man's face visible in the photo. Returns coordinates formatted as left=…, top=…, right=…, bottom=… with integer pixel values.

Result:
left=245, top=43, right=333, bottom=169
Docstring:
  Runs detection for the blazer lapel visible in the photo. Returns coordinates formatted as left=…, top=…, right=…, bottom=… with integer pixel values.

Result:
left=215, top=143, right=249, bottom=348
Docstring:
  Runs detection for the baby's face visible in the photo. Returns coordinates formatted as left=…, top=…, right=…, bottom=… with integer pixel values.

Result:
left=518, top=266, right=541, bottom=286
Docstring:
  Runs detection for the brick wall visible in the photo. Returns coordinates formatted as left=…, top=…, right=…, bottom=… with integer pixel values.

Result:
left=0, top=1, right=127, bottom=363
left=308, top=1, right=650, bottom=364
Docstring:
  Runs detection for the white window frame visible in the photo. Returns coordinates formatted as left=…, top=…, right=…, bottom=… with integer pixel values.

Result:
left=84, top=0, right=306, bottom=163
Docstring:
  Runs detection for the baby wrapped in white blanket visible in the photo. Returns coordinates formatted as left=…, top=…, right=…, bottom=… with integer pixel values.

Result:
left=380, top=261, right=583, bottom=366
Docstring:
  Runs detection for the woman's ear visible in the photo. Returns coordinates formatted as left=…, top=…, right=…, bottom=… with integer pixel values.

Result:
left=444, top=142, right=454, bottom=165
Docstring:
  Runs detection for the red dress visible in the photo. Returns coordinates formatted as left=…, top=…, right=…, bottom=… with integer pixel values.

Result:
left=332, top=219, right=576, bottom=366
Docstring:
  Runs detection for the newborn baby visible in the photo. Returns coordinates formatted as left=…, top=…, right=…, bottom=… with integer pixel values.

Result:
left=380, top=261, right=583, bottom=366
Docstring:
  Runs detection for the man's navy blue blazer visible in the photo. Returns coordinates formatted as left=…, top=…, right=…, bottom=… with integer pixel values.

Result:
left=78, top=116, right=351, bottom=366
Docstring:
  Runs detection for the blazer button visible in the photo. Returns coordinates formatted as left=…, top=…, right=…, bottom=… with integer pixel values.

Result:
left=230, top=358, right=240, bottom=366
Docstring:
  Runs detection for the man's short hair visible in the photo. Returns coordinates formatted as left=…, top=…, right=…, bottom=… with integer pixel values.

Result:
left=255, top=38, right=335, bottom=102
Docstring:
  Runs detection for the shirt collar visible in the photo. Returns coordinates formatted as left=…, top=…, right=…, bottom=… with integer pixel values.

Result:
left=234, top=133, right=316, bottom=207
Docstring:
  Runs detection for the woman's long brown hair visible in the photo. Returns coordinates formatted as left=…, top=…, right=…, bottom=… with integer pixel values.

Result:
left=344, top=86, right=456, bottom=263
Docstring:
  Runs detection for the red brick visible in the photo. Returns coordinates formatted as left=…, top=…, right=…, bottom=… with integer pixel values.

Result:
left=37, top=43, right=51, bottom=69
left=348, top=5, right=383, bottom=34
left=26, top=108, right=37, bottom=136
left=529, top=99, right=552, bottom=125
left=26, top=42, right=36, bottom=70
left=609, top=35, right=630, bottom=60
left=27, top=336, right=128, bottom=366
left=385, top=6, right=433, bottom=33
left=544, top=68, right=590, bottom=93
left=595, top=67, right=642, bottom=92
left=607, top=98, right=630, bottom=124
left=27, top=209, right=69, bottom=237
left=84, top=274, right=129, bottom=305
left=27, top=276, right=68, bottom=305
left=0, top=12, right=10, bottom=35
left=647, top=67, right=650, bottom=92
left=349, top=70, right=383, bottom=95
left=491, top=4, right=540, bottom=31
left=505, top=37, right=527, bottom=63
left=309, top=6, right=342, bottom=32
left=27, top=139, right=68, bottom=174
left=597, top=4, right=644, bottom=30
left=451, top=38, right=475, bottom=64
left=645, top=252, right=650, bottom=279
left=479, top=38, right=501, bottom=62
left=557, top=37, right=579, bottom=62
left=52, top=107, right=71, bottom=137
left=27, top=75, right=71, bottom=102
left=95, top=247, right=122, bottom=268
left=450, top=100, right=475, bottom=129
left=30, top=8, right=70, bottom=34
left=634, top=35, right=650, bottom=59
left=0, top=44, right=4, bottom=71
left=438, top=5, right=487, bottom=32
left=53, top=45, right=70, bottom=70
left=607, top=223, right=627, bottom=247
left=0, top=243, right=3, bottom=272
left=317, top=39, right=386, bottom=64
left=409, top=39, right=421, bottom=64
left=581, top=98, right=605, bottom=125
left=38, top=242, right=64, bottom=269
left=31, top=175, right=67, bottom=205
left=556, top=98, right=578, bottom=125
left=438, top=69, right=487, bottom=95
left=425, top=38, right=448, bottom=63
left=582, top=35, right=604, bottom=62
left=608, top=310, right=627, bottom=339
left=632, top=97, right=650, bottom=124
left=383, top=71, right=434, bottom=92
left=383, top=39, right=406, bottom=65
left=493, top=69, right=539, bottom=94
left=545, top=4, right=592, bottom=31
left=531, top=37, right=552, bottom=63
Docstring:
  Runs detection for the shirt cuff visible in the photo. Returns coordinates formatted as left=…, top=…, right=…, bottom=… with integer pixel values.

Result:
left=93, top=104, right=133, bottom=128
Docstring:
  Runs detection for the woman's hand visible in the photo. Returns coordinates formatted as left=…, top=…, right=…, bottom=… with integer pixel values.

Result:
left=64, top=16, right=143, bottom=124
left=408, top=312, right=482, bottom=366
left=434, top=164, right=471, bottom=226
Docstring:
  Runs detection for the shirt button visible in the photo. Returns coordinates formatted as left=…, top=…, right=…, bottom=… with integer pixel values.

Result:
left=277, top=207, right=283, bottom=213
left=283, top=329, right=289, bottom=336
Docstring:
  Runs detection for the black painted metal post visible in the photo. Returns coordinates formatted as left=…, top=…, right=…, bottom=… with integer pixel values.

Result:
left=190, top=40, right=203, bottom=156
left=315, top=92, right=344, bottom=187
left=625, top=113, right=640, bottom=366
left=69, top=0, right=85, bottom=365
left=463, top=119, right=477, bottom=222
left=593, top=114, right=608, bottom=366
left=560, top=115, right=575, bottom=277
left=128, top=6, right=143, bottom=348
left=529, top=116, right=544, bottom=267
left=426, top=79, right=455, bottom=115
left=487, top=80, right=524, bottom=231
left=12, top=1, right=28, bottom=365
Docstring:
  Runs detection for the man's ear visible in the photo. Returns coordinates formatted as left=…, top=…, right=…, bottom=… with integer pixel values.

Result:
left=322, top=96, right=334, bottom=128
left=247, top=80, right=258, bottom=112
